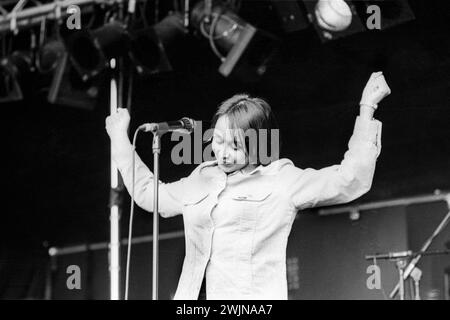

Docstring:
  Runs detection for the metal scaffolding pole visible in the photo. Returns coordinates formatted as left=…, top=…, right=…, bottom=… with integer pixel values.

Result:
left=109, top=58, right=121, bottom=300
left=317, top=190, right=450, bottom=216
left=0, top=0, right=144, bottom=33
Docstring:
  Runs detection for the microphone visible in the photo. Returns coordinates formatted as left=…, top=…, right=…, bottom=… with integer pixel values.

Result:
left=365, top=250, right=413, bottom=260
left=387, top=250, right=413, bottom=259
left=138, top=117, right=197, bottom=135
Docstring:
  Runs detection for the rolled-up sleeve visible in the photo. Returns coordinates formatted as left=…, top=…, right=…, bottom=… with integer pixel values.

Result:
left=112, top=143, right=185, bottom=218
left=285, top=116, right=382, bottom=210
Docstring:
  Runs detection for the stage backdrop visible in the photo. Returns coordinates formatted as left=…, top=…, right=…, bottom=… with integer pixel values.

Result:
left=49, top=200, right=449, bottom=300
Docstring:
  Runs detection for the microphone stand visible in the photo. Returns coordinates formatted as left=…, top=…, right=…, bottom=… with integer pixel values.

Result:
left=410, top=266, right=422, bottom=300
left=395, top=259, right=408, bottom=300
left=389, top=206, right=450, bottom=299
left=144, top=123, right=194, bottom=300
left=366, top=249, right=450, bottom=300
left=151, top=132, right=161, bottom=300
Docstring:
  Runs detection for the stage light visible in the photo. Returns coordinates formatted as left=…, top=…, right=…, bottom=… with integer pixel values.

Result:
left=66, top=13, right=186, bottom=78
left=0, top=51, right=33, bottom=103
left=47, top=52, right=99, bottom=110
left=315, top=0, right=353, bottom=32
left=65, top=21, right=130, bottom=80
left=129, top=12, right=186, bottom=75
left=37, top=39, right=66, bottom=74
left=16, top=36, right=99, bottom=110
left=191, top=1, right=280, bottom=82
left=302, top=0, right=365, bottom=42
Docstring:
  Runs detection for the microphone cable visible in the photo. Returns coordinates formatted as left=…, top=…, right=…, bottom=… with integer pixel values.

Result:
left=124, top=127, right=141, bottom=300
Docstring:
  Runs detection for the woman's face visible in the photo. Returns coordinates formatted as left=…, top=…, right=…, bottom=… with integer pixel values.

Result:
left=212, top=115, right=248, bottom=173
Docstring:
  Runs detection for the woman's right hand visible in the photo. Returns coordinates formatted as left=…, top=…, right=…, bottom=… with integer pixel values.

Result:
left=105, top=108, right=131, bottom=143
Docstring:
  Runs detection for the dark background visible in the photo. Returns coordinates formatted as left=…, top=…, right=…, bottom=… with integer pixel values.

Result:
left=1, top=0, right=449, bottom=299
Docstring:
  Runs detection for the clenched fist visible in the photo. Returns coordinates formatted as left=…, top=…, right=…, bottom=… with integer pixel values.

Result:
left=360, top=72, right=391, bottom=109
left=105, top=108, right=130, bottom=143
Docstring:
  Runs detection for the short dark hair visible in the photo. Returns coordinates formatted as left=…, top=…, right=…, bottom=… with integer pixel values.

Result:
left=207, top=93, right=281, bottom=166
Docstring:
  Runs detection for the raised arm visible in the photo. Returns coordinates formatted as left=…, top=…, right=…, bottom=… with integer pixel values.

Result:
left=286, top=72, right=391, bottom=210
left=105, top=108, right=185, bottom=217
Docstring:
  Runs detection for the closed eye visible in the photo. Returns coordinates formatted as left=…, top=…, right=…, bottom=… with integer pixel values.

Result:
left=214, top=137, right=224, bottom=144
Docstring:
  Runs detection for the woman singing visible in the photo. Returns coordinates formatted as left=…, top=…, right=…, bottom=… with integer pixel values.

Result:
left=105, top=72, right=391, bottom=300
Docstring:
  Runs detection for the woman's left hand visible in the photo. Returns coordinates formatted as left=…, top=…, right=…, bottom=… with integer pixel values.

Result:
left=360, top=72, right=391, bottom=108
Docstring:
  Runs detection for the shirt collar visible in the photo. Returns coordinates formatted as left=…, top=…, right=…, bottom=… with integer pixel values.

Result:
left=200, top=160, right=281, bottom=176
left=242, top=164, right=263, bottom=175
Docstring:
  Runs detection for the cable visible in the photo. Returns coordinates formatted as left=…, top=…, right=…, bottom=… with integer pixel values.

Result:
left=208, top=11, right=226, bottom=62
left=199, top=12, right=240, bottom=40
left=199, top=10, right=244, bottom=62
left=124, top=127, right=141, bottom=300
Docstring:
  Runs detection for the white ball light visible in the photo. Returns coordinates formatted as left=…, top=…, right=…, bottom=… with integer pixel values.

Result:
left=314, top=0, right=353, bottom=32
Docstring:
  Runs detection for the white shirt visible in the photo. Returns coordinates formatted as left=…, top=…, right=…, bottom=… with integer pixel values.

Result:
left=112, top=116, right=382, bottom=300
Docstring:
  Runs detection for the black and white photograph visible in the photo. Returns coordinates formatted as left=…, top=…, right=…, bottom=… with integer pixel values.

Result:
left=1, top=0, right=449, bottom=303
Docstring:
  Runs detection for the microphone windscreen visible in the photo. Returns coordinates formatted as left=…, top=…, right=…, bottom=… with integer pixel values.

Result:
left=181, top=117, right=196, bottom=133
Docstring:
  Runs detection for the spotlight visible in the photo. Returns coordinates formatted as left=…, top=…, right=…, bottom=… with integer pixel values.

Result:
left=47, top=52, right=99, bottom=110
left=65, top=22, right=130, bottom=80
left=23, top=38, right=98, bottom=109
left=302, top=0, right=365, bottom=42
left=191, top=1, right=280, bottom=82
left=129, top=12, right=186, bottom=75
left=66, top=13, right=185, bottom=78
left=37, top=39, right=66, bottom=74
left=315, top=0, right=353, bottom=32
left=0, top=51, right=33, bottom=103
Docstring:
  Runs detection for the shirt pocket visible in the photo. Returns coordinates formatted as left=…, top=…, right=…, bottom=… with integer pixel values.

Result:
left=231, top=190, right=272, bottom=202
left=231, top=189, right=273, bottom=232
